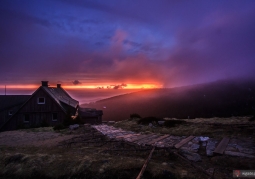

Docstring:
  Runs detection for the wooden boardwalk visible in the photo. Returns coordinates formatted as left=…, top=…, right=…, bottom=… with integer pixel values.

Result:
left=92, top=125, right=185, bottom=148
left=92, top=124, right=255, bottom=160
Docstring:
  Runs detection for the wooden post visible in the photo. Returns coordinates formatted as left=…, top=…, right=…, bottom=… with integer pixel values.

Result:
left=136, top=146, right=155, bottom=179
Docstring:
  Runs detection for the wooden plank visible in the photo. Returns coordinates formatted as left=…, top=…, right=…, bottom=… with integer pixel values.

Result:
left=136, top=147, right=155, bottom=179
left=108, top=131, right=125, bottom=135
left=115, top=133, right=136, bottom=139
left=147, top=135, right=170, bottom=145
left=213, top=137, right=230, bottom=154
left=129, top=134, right=154, bottom=142
left=174, top=136, right=195, bottom=149
left=136, top=135, right=159, bottom=145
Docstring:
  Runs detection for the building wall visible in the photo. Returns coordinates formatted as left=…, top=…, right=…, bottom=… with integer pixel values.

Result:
left=0, top=105, right=21, bottom=127
left=2, top=88, right=66, bottom=131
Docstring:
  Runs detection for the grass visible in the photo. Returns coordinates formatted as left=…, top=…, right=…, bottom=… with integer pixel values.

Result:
left=114, top=116, right=255, bottom=139
left=18, top=127, right=54, bottom=133
left=1, top=116, right=255, bottom=179
left=0, top=145, right=188, bottom=179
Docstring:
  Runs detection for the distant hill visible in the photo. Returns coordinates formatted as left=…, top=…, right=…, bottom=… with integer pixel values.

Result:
left=81, top=79, right=255, bottom=121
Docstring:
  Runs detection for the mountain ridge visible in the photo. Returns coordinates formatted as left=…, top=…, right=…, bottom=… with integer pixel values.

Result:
left=82, top=79, right=255, bottom=121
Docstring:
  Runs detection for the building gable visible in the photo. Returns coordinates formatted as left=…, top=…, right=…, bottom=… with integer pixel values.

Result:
left=0, top=81, right=79, bottom=131
left=19, top=87, right=66, bottom=114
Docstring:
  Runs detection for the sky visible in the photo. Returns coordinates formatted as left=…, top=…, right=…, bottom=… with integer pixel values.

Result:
left=1, top=0, right=255, bottom=90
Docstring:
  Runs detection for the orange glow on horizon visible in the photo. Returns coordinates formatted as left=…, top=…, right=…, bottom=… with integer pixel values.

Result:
left=63, top=83, right=162, bottom=89
left=0, top=85, right=38, bottom=89
left=63, top=85, right=99, bottom=89
left=0, top=83, right=163, bottom=90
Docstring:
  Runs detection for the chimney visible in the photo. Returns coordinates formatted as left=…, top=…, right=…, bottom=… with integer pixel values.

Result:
left=57, top=84, right=61, bottom=88
left=41, top=81, right=48, bottom=87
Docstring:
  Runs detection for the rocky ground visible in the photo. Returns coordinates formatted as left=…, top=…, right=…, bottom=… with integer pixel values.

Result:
left=0, top=117, right=255, bottom=179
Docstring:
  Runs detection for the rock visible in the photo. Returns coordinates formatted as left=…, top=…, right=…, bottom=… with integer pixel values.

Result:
left=201, top=141, right=207, bottom=147
left=108, top=121, right=115, bottom=124
left=199, top=136, right=209, bottom=142
left=69, top=124, right=79, bottom=130
left=192, top=137, right=200, bottom=144
left=149, top=123, right=153, bottom=127
left=158, top=121, right=165, bottom=125
left=191, top=144, right=200, bottom=151
left=180, top=150, right=201, bottom=162
left=206, top=139, right=217, bottom=156
left=206, top=149, right=214, bottom=156
left=162, top=162, right=168, bottom=166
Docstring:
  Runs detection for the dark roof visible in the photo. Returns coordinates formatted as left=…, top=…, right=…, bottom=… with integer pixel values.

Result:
left=0, top=95, right=31, bottom=111
left=42, top=86, right=79, bottom=110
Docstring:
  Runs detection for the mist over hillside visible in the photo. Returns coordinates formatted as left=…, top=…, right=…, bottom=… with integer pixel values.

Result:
left=82, top=79, right=255, bottom=121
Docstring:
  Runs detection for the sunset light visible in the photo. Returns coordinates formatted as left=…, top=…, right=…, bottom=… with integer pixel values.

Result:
left=0, top=83, right=162, bottom=92
left=57, top=83, right=161, bottom=89
left=0, top=85, right=38, bottom=89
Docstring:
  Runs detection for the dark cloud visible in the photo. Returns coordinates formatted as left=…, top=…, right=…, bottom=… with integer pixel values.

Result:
left=96, top=84, right=127, bottom=89
left=72, top=80, right=82, bottom=85
left=112, top=83, right=127, bottom=89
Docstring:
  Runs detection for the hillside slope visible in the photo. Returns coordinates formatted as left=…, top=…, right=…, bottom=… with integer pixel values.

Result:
left=82, top=79, right=255, bottom=121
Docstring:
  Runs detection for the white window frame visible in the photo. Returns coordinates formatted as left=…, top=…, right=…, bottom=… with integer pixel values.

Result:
left=24, top=114, right=30, bottom=123
left=37, top=97, right=45, bottom=104
left=52, top=113, right=58, bottom=121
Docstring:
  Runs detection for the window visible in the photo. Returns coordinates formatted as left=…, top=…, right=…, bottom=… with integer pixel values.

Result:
left=38, top=97, right=45, bottom=104
left=8, top=110, right=13, bottom=115
left=24, top=114, right=30, bottom=123
left=52, top=113, right=58, bottom=121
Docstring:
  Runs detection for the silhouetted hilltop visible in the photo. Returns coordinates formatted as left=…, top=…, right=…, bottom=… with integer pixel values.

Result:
left=82, top=79, right=255, bottom=121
